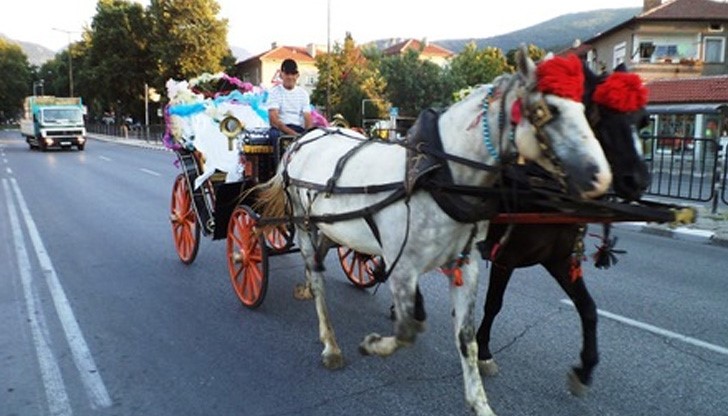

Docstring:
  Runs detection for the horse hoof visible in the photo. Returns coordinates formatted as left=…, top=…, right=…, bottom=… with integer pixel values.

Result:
left=293, top=283, right=313, bottom=300
left=358, top=333, right=382, bottom=356
left=478, top=359, right=499, bottom=377
left=322, top=353, right=345, bottom=370
left=567, top=370, right=590, bottom=397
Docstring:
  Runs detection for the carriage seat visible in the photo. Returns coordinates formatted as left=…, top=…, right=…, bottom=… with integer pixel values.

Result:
left=242, top=130, right=296, bottom=157
left=241, top=128, right=276, bottom=154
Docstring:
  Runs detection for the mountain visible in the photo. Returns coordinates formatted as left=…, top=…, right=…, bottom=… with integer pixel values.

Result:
left=0, top=34, right=57, bottom=66
left=435, top=8, right=640, bottom=53
left=230, top=45, right=252, bottom=62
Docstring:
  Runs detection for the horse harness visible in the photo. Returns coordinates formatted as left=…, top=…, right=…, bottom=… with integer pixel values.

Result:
left=262, top=85, right=572, bottom=282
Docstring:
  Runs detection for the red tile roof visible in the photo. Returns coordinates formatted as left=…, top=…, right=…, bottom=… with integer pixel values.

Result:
left=382, top=39, right=454, bottom=58
left=256, top=46, right=317, bottom=63
left=585, top=0, right=728, bottom=43
left=646, top=75, right=728, bottom=103
left=639, top=0, right=728, bottom=20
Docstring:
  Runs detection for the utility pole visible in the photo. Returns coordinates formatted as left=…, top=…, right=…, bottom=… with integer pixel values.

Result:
left=52, top=28, right=76, bottom=97
left=326, top=0, right=331, bottom=118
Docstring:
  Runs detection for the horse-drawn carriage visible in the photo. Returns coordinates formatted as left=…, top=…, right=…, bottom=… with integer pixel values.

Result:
left=165, top=74, right=379, bottom=309
left=164, top=49, right=697, bottom=416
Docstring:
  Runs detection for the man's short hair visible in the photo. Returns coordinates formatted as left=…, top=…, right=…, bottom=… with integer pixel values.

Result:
left=281, top=58, right=298, bottom=74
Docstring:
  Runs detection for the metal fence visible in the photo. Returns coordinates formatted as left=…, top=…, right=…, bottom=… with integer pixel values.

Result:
left=87, top=123, right=166, bottom=143
left=643, top=136, right=728, bottom=211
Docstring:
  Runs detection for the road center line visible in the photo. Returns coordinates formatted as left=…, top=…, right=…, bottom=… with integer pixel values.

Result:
left=560, top=299, right=728, bottom=356
left=10, top=178, right=113, bottom=409
left=139, top=168, right=160, bottom=176
left=3, top=178, right=72, bottom=416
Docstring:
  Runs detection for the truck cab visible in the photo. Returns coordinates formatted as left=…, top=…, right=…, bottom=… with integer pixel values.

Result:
left=20, top=96, right=87, bottom=151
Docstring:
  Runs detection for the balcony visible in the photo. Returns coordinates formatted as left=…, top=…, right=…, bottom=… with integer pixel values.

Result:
left=632, top=59, right=704, bottom=81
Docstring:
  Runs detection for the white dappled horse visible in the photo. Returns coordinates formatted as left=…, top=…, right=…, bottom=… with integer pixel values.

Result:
left=252, top=47, right=611, bottom=416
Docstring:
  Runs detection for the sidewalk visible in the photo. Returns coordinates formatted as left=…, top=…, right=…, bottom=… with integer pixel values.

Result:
left=87, top=134, right=728, bottom=248
left=615, top=204, right=728, bottom=247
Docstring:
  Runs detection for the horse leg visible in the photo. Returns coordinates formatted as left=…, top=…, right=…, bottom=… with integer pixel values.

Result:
left=359, top=265, right=422, bottom=356
left=475, top=264, right=514, bottom=377
left=389, top=285, right=427, bottom=324
left=296, top=232, right=344, bottom=370
left=543, top=260, right=599, bottom=397
left=450, top=259, right=497, bottom=416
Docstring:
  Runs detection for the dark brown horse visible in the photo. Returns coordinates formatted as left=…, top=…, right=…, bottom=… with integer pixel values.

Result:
left=407, top=62, right=650, bottom=396
left=475, top=63, right=650, bottom=396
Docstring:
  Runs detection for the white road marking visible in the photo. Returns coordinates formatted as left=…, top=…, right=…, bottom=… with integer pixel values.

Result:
left=98, top=155, right=111, bottom=162
left=560, top=299, right=728, bottom=355
left=10, top=178, right=113, bottom=408
left=5, top=167, right=11, bottom=174
left=3, top=178, right=73, bottom=416
left=140, top=168, right=160, bottom=176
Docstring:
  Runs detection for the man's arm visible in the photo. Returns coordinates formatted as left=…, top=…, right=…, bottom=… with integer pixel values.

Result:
left=269, top=108, right=299, bottom=136
left=303, top=111, right=313, bottom=130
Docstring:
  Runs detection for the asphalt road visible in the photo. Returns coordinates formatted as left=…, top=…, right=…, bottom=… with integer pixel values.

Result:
left=1, top=131, right=727, bottom=416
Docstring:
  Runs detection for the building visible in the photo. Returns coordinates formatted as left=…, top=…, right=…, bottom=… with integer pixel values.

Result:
left=566, top=0, right=728, bottom=142
left=582, top=0, right=728, bottom=80
left=234, top=43, right=323, bottom=94
left=646, top=75, right=728, bottom=140
left=381, top=38, right=455, bottom=67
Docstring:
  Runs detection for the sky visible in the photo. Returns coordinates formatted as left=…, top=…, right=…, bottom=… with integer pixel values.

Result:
left=0, top=0, right=644, bottom=55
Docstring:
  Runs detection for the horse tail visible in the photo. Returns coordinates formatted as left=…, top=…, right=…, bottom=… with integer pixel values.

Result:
left=246, top=172, right=290, bottom=229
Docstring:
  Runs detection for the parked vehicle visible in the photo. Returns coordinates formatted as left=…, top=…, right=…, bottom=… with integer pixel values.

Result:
left=20, top=96, right=87, bottom=151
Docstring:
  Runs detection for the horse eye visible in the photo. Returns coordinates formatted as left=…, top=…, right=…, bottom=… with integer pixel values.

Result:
left=547, top=104, right=560, bottom=117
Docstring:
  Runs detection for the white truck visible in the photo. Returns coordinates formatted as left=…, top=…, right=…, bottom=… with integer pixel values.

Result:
left=20, top=96, right=87, bottom=151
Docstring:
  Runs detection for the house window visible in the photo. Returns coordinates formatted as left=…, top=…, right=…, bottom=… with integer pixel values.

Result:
left=704, top=36, right=725, bottom=63
left=613, top=42, right=626, bottom=68
left=639, top=42, right=656, bottom=62
left=654, top=44, right=679, bottom=61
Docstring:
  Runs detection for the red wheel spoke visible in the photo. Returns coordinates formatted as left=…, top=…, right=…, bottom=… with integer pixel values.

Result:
left=226, top=206, right=268, bottom=309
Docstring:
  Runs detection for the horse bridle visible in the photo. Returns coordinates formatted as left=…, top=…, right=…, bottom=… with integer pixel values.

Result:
left=500, top=77, right=569, bottom=192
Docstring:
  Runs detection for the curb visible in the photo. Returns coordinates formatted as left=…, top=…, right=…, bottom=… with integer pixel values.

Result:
left=614, top=222, right=728, bottom=247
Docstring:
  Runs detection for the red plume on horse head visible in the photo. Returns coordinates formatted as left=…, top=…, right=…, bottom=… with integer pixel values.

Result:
left=535, top=54, right=584, bottom=102
left=593, top=72, right=648, bottom=113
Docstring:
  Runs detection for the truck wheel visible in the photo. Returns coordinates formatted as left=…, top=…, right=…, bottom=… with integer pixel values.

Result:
left=78, top=144, right=85, bottom=151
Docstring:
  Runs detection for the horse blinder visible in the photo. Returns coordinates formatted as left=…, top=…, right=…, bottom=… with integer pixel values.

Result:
left=525, top=98, right=554, bottom=129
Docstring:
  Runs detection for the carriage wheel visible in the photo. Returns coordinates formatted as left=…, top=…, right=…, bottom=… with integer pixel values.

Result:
left=337, top=247, right=381, bottom=289
left=170, top=174, right=200, bottom=264
left=227, top=206, right=268, bottom=309
left=265, top=224, right=294, bottom=252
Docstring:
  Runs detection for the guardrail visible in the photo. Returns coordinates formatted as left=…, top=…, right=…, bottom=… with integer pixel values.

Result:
left=643, top=136, right=727, bottom=212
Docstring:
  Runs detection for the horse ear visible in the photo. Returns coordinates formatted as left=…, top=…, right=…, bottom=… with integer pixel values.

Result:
left=515, top=44, right=536, bottom=87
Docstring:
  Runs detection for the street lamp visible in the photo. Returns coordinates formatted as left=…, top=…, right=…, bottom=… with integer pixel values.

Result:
left=52, top=27, right=76, bottom=97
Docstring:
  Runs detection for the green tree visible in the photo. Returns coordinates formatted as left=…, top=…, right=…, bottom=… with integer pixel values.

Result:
left=148, top=0, right=232, bottom=84
left=379, top=48, right=453, bottom=117
left=312, top=33, right=387, bottom=126
left=449, top=42, right=512, bottom=90
left=0, top=39, right=32, bottom=122
left=79, top=0, right=156, bottom=122
left=505, top=44, right=546, bottom=68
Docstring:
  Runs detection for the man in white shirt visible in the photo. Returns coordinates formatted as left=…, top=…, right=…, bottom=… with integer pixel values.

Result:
left=267, top=58, right=312, bottom=138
